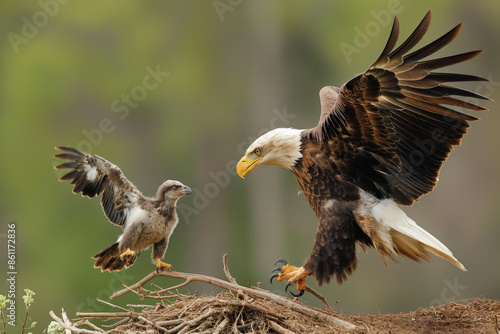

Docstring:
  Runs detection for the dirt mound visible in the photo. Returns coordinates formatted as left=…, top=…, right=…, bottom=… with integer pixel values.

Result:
left=346, top=298, right=500, bottom=334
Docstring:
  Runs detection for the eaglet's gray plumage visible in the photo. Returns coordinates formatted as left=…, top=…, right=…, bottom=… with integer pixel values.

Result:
left=54, top=147, right=192, bottom=272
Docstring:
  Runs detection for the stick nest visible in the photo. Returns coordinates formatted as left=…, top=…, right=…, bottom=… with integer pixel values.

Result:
left=49, top=254, right=500, bottom=334
left=115, top=291, right=343, bottom=333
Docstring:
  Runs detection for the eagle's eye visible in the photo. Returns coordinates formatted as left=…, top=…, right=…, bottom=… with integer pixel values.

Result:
left=169, top=185, right=179, bottom=191
left=254, top=148, right=262, bottom=155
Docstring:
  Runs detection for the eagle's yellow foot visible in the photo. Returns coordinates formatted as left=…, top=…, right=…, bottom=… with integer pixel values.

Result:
left=155, top=258, right=172, bottom=273
left=270, top=259, right=311, bottom=297
left=119, top=249, right=137, bottom=265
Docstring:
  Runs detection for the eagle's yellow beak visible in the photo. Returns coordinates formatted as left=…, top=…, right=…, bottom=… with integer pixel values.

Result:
left=237, top=156, right=262, bottom=179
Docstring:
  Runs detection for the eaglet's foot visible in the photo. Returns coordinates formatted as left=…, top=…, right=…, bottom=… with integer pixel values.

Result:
left=270, top=259, right=311, bottom=297
left=155, top=258, right=172, bottom=273
left=119, top=249, right=137, bottom=266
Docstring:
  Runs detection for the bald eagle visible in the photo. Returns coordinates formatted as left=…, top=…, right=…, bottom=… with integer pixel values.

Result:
left=237, top=11, right=489, bottom=296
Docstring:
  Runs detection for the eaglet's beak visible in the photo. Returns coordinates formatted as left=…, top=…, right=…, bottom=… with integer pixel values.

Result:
left=237, top=156, right=262, bottom=179
left=182, top=186, right=192, bottom=195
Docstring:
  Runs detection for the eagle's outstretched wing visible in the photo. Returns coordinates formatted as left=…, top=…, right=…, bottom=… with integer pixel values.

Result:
left=307, top=11, right=490, bottom=205
left=54, top=147, right=143, bottom=226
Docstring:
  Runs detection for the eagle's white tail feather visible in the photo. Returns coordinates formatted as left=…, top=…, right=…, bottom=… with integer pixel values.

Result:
left=372, top=200, right=450, bottom=254
left=371, top=199, right=466, bottom=271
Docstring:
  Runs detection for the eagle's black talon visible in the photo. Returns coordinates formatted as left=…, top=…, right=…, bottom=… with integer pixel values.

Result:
left=290, top=289, right=305, bottom=298
left=270, top=272, right=280, bottom=284
left=271, top=259, right=288, bottom=284
left=285, top=281, right=305, bottom=297
left=274, top=259, right=288, bottom=266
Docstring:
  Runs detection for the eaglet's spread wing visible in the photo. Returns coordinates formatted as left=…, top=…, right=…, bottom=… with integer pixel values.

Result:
left=54, top=147, right=144, bottom=226
left=306, top=11, right=490, bottom=206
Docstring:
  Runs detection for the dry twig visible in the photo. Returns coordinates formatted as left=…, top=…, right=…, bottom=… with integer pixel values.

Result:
left=269, top=320, right=296, bottom=334
left=96, top=298, right=128, bottom=311
left=50, top=309, right=106, bottom=334
left=305, top=286, right=333, bottom=311
left=223, top=253, right=237, bottom=284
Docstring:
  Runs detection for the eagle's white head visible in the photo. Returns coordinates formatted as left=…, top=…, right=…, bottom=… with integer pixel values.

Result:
left=237, top=128, right=303, bottom=178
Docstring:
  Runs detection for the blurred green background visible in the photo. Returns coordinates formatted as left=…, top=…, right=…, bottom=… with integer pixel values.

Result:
left=1, top=0, right=499, bottom=330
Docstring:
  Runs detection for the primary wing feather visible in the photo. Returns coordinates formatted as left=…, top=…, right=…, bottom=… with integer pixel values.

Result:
left=309, top=10, right=489, bottom=205
left=54, top=147, right=141, bottom=226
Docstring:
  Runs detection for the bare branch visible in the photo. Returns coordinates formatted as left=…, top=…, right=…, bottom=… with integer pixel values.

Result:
left=213, top=317, right=230, bottom=334
left=156, top=319, right=183, bottom=327
left=223, top=253, right=237, bottom=284
left=269, top=320, right=296, bottom=334
left=50, top=310, right=106, bottom=334
left=101, top=317, right=131, bottom=329
left=127, top=304, right=156, bottom=309
left=96, top=298, right=128, bottom=312
left=305, top=286, right=333, bottom=311
left=76, top=312, right=132, bottom=319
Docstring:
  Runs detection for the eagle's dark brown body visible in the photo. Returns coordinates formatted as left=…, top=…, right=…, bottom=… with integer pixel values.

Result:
left=292, top=138, right=373, bottom=284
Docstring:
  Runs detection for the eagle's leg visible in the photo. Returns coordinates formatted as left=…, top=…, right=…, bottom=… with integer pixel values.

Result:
left=154, top=258, right=172, bottom=273
left=270, top=260, right=311, bottom=297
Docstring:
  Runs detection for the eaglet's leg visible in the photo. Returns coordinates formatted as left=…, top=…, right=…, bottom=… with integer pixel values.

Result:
left=152, top=237, right=171, bottom=273
left=118, top=223, right=143, bottom=268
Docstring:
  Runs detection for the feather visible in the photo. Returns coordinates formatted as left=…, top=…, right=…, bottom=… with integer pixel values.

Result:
left=54, top=146, right=136, bottom=226
left=371, top=199, right=466, bottom=271
left=312, top=11, right=487, bottom=203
